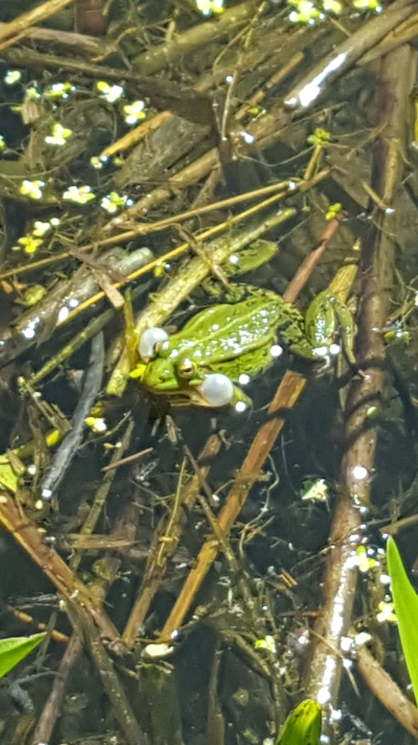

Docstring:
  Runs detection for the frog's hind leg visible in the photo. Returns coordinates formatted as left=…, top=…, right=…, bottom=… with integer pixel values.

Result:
left=334, top=300, right=356, bottom=366
left=209, top=338, right=279, bottom=382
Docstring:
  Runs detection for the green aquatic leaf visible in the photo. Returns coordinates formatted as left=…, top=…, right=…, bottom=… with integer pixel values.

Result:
left=0, top=633, right=46, bottom=679
left=276, top=699, right=322, bottom=745
left=387, top=537, right=418, bottom=704
left=0, top=452, right=25, bottom=493
left=0, top=462, right=18, bottom=492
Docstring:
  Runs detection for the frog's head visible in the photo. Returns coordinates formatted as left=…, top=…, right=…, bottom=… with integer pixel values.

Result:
left=141, top=352, right=247, bottom=408
left=141, top=351, right=205, bottom=394
left=141, top=356, right=181, bottom=393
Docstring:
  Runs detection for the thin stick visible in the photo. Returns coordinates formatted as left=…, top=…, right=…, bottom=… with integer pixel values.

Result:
left=158, top=370, right=306, bottom=641
left=284, top=213, right=346, bottom=304
left=284, top=0, right=415, bottom=111
left=122, top=434, right=222, bottom=648
left=0, top=490, right=119, bottom=641
left=0, top=0, right=75, bottom=43
left=303, top=43, right=412, bottom=716
left=0, top=179, right=295, bottom=281
left=31, top=633, right=83, bottom=745
left=356, top=646, right=418, bottom=739
left=70, top=602, right=147, bottom=745
left=69, top=418, right=134, bottom=573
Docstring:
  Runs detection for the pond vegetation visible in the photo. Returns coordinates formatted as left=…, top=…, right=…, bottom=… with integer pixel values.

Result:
left=1, top=1, right=418, bottom=744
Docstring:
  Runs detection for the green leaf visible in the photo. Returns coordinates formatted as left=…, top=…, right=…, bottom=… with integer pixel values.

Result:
left=387, top=537, right=418, bottom=704
left=0, top=451, right=25, bottom=493
left=0, top=633, right=46, bottom=679
left=276, top=699, right=322, bottom=745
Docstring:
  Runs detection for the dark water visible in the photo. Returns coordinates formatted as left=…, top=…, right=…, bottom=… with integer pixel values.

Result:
left=0, top=1, right=418, bottom=744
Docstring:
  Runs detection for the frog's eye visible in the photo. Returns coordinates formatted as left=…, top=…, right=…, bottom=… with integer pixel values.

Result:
left=178, top=358, right=195, bottom=379
left=198, top=373, right=234, bottom=407
left=138, top=327, right=169, bottom=360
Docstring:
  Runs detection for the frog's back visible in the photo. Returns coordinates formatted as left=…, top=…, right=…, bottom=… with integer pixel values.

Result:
left=169, top=290, right=290, bottom=374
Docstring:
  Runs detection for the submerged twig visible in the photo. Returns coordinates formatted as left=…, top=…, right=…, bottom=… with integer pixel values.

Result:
left=70, top=601, right=148, bottom=745
left=69, top=417, right=134, bottom=572
left=40, top=331, right=105, bottom=501
left=0, top=45, right=213, bottom=124
left=0, top=0, right=75, bottom=44
left=284, top=213, right=347, bottom=304
left=358, top=10, right=418, bottom=65
left=0, top=179, right=296, bottom=282
left=122, top=433, right=222, bottom=648
left=0, top=490, right=118, bottom=640
left=284, top=0, right=415, bottom=111
left=0, top=247, right=152, bottom=368
left=356, top=646, right=418, bottom=738
left=0, top=22, right=100, bottom=54
left=132, top=0, right=259, bottom=76
left=158, top=370, right=306, bottom=641
left=27, top=279, right=151, bottom=388
left=31, top=633, right=83, bottom=745
left=32, top=419, right=135, bottom=743
left=303, top=43, right=412, bottom=730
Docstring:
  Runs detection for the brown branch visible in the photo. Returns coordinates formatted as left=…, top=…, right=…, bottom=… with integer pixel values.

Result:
left=0, top=46, right=213, bottom=124
left=31, top=633, right=83, bottom=745
left=105, top=104, right=290, bottom=226
left=0, top=0, right=76, bottom=44
left=158, top=370, right=306, bottom=641
left=0, top=21, right=100, bottom=54
left=0, top=491, right=119, bottom=641
left=358, top=11, right=418, bottom=66
left=303, top=42, right=413, bottom=716
left=30, top=420, right=136, bottom=743
left=69, top=418, right=134, bottom=572
left=0, top=179, right=295, bottom=282
left=122, top=433, right=222, bottom=648
left=284, top=214, right=346, bottom=305
left=132, top=0, right=259, bottom=76
left=70, top=602, right=148, bottom=745
left=356, top=646, right=418, bottom=740
left=284, top=0, right=415, bottom=112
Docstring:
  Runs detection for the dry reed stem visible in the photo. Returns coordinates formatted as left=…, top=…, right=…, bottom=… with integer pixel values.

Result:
left=158, top=370, right=306, bottom=641
left=0, top=0, right=75, bottom=43
left=0, top=490, right=119, bottom=641
left=303, top=43, right=412, bottom=724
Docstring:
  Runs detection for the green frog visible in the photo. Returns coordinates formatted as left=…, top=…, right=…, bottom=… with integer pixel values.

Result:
left=132, top=243, right=355, bottom=408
